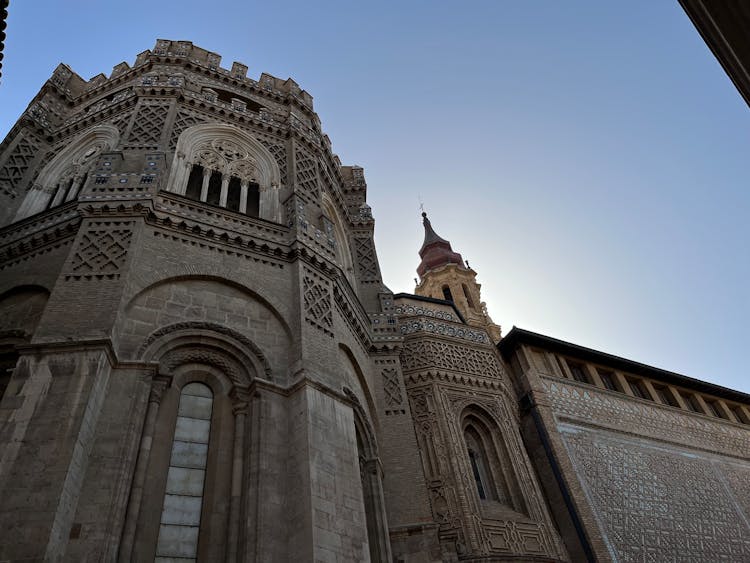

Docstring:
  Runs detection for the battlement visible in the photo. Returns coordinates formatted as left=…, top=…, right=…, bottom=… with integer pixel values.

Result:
left=47, top=39, right=315, bottom=109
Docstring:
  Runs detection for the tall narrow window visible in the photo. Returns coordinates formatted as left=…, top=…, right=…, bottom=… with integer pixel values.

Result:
left=442, top=285, right=454, bottom=302
left=226, top=176, right=242, bottom=212
left=246, top=182, right=260, bottom=217
left=206, top=171, right=222, bottom=205
left=464, top=427, right=494, bottom=501
left=185, top=164, right=204, bottom=200
left=156, top=383, right=213, bottom=561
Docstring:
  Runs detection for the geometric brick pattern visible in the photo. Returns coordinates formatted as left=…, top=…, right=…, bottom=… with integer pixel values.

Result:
left=260, top=140, right=287, bottom=186
left=544, top=377, right=750, bottom=460
left=401, top=339, right=499, bottom=377
left=169, top=110, right=207, bottom=150
left=382, top=368, right=403, bottom=407
left=128, top=102, right=170, bottom=146
left=303, top=268, right=332, bottom=336
left=109, top=111, right=135, bottom=139
left=354, top=236, right=379, bottom=280
left=0, top=134, right=41, bottom=198
left=67, top=223, right=133, bottom=280
left=294, top=145, right=318, bottom=199
left=561, top=425, right=750, bottom=562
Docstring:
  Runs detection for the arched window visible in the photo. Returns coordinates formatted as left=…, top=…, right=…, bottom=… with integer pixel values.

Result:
left=168, top=126, right=283, bottom=223
left=465, top=426, right=495, bottom=501
left=462, top=412, right=515, bottom=509
left=155, top=382, right=214, bottom=560
left=442, top=285, right=454, bottom=302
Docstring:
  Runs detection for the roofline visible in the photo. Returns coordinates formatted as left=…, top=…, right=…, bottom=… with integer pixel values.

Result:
left=392, top=292, right=467, bottom=324
left=498, top=327, right=750, bottom=404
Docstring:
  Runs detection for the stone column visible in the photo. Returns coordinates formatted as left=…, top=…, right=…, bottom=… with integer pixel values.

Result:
left=226, top=397, right=248, bottom=562
left=219, top=174, right=230, bottom=208
left=50, top=182, right=68, bottom=207
left=65, top=175, right=84, bottom=202
left=200, top=169, right=211, bottom=202
left=118, top=379, right=167, bottom=563
left=239, top=181, right=248, bottom=214
left=171, top=152, right=188, bottom=195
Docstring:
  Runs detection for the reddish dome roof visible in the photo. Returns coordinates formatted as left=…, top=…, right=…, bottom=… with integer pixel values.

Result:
left=417, top=212, right=465, bottom=278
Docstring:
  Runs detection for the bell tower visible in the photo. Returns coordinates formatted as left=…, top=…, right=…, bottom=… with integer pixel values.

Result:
left=414, top=212, right=501, bottom=342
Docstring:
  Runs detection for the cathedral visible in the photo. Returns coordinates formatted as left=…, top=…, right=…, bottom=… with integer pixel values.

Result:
left=0, top=39, right=748, bottom=563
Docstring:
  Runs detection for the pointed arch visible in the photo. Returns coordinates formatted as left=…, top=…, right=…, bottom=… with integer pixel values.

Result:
left=15, top=124, right=119, bottom=220
left=321, top=193, right=356, bottom=285
left=168, top=124, right=282, bottom=222
left=460, top=404, right=527, bottom=515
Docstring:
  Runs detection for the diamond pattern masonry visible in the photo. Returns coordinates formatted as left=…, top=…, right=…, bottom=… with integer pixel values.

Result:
left=66, top=222, right=134, bottom=280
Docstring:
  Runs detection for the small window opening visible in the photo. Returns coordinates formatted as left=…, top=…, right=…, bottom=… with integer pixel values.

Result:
left=597, top=369, right=618, bottom=391
left=705, top=400, right=726, bottom=419
left=226, top=176, right=242, bottom=212
left=442, top=285, right=454, bottom=302
left=566, top=360, right=589, bottom=384
left=654, top=385, right=678, bottom=407
left=627, top=378, right=651, bottom=400
left=246, top=182, right=260, bottom=217
left=206, top=171, right=222, bottom=206
left=682, top=392, right=703, bottom=413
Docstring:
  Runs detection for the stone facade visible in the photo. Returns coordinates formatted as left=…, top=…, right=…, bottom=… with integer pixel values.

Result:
left=0, top=39, right=748, bottom=563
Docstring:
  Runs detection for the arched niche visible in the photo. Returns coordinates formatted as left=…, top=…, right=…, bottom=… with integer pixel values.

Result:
left=459, top=404, right=528, bottom=517
left=122, top=324, right=259, bottom=562
left=15, top=124, right=119, bottom=220
left=321, top=193, right=356, bottom=286
left=168, top=124, right=283, bottom=223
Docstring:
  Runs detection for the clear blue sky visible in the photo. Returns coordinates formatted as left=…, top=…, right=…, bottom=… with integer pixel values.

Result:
left=1, top=2, right=748, bottom=391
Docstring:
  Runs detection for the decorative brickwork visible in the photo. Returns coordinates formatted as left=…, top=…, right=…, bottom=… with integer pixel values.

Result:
left=400, top=319, right=489, bottom=343
left=395, top=303, right=455, bottom=321
left=401, top=339, right=499, bottom=377
left=294, top=145, right=318, bottom=199
left=354, top=235, right=379, bottom=281
left=561, top=424, right=750, bottom=562
left=169, top=109, right=207, bottom=149
left=108, top=111, right=134, bottom=139
left=303, top=267, right=332, bottom=336
left=66, top=221, right=133, bottom=280
left=127, top=101, right=170, bottom=147
left=0, top=134, right=41, bottom=198
left=382, top=367, right=404, bottom=413
left=544, top=377, right=750, bottom=459
left=260, top=140, right=288, bottom=186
